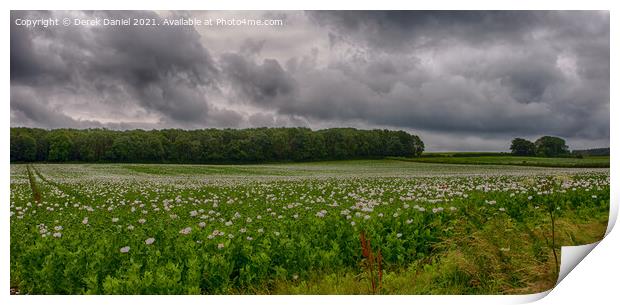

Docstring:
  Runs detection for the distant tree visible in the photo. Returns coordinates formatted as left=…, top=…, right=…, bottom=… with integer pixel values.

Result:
left=47, top=133, right=73, bottom=162
left=287, top=128, right=311, bottom=161
left=33, top=132, right=50, bottom=161
left=385, top=134, right=404, bottom=157
left=510, top=138, right=536, bottom=156
left=321, top=129, right=352, bottom=159
left=200, top=131, right=225, bottom=162
left=571, top=147, right=610, bottom=157
left=143, top=134, right=165, bottom=162
left=110, top=136, right=137, bottom=162
left=10, top=133, right=37, bottom=162
left=535, top=136, right=569, bottom=157
left=247, top=129, right=272, bottom=162
left=10, top=127, right=425, bottom=163
left=174, top=135, right=201, bottom=163
left=411, top=135, right=424, bottom=157
left=307, top=132, right=327, bottom=160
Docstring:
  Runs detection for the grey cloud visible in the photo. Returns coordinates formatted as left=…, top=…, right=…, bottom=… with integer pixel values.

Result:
left=10, top=11, right=609, bottom=151
left=202, top=106, right=245, bottom=128
left=11, top=85, right=104, bottom=129
left=226, top=45, right=607, bottom=141
left=307, top=11, right=605, bottom=51
left=221, top=53, right=297, bottom=105
left=247, top=112, right=310, bottom=128
left=11, top=10, right=218, bottom=125
left=230, top=11, right=607, bottom=146
left=239, top=38, right=266, bottom=57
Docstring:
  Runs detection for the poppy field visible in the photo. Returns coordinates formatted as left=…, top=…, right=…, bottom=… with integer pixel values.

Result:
left=10, top=161, right=610, bottom=294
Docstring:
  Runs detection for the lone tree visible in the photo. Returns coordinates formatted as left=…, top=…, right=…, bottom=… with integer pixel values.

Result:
left=534, top=136, right=569, bottom=157
left=510, top=138, right=536, bottom=156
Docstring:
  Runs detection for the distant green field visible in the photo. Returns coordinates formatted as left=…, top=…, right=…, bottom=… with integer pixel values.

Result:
left=392, top=154, right=609, bottom=168
left=421, top=152, right=511, bottom=157
left=88, top=158, right=609, bottom=178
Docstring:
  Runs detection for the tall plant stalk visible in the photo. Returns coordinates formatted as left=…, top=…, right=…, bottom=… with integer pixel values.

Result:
left=359, top=231, right=383, bottom=294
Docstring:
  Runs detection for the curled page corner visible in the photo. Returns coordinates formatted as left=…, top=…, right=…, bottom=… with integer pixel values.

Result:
left=515, top=290, right=551, bottom=304
left=518, top=242, right=601, bottom=304
left=605, top=200, right=618, bottom=235
left=530, top=198, right=616, bottom=301
left=556, top=242, right=600, bottom=285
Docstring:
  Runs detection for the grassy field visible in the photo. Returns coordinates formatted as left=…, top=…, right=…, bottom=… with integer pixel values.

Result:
left=10, top=160, right=609, bottom=295
left=392, top=154, right=609, bottom=168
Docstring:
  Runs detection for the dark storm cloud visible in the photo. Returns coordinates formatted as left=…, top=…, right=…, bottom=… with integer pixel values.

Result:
left=307, top=11, right=602, bottom=50
left=236, top=11, right=608, bottom=145
left=220, top=53, right=297, bottom=105
left=10, top=10, right=609, bottom=150
left=10, top=85, right=173, bottom=130
left=11, top=10, right=220, bottom=125
left=10, top=85, right=100, bottom=128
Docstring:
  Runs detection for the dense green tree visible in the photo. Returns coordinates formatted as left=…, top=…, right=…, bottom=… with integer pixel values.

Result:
left=270, top=129, right=291, bottom=160
left=142, top=134, right=165, bottom=162
left=47, top=133, right=73, bottom=162
left=111, top=136, right=138, bottom=162
left=174, top=135, right=202, bottom=163
left=411, top=135, right=424, bottom=157
left=510, top=138, right=536, bottom=156
left=535, top=136, right=569, bottom=157
left=10, top=133, right=37, bottom=162
left=246, top=129, right=272, bottom=162
left=9, top=127, right=425, bottom=163
left=385, top=134, right=404, bottom=157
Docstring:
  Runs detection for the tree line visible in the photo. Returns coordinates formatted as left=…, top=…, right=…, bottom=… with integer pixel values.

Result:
left=571, top=147, right=609, bottom=157
left=10, top=127, right=424, bottom=163
left=510, top=136, right=570, bottom=157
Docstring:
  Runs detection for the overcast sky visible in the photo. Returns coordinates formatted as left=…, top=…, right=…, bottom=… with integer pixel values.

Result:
left=10, top=11, right=609, bottom=151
